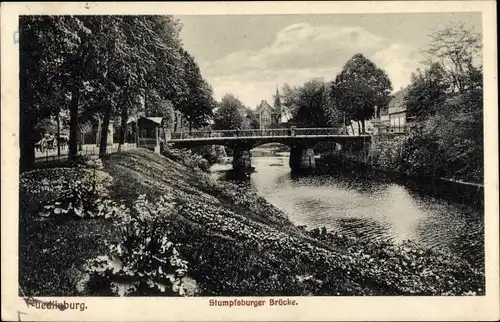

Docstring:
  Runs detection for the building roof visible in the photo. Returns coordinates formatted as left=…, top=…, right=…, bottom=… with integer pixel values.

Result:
left=388, top=87, right=410, bottom=114
left=127, top=116, right=164, bottom=125
left=254, top=100, right=279, bottom=114
left=144, top=117, right=163, bottom=125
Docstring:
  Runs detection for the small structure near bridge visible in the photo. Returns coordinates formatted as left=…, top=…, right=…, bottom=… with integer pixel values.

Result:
left=132, top=117, right=166, bottom=154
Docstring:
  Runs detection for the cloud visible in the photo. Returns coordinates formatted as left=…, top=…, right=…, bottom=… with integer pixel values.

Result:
left=373, top=43, right=422, bottom=91
left=206, top=67, right=341, bottom=108
left=200, top=22, right=420, bottom=107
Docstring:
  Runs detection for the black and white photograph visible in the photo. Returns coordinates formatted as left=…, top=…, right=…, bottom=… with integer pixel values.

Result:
left=2, top=1, right=499, bottom=321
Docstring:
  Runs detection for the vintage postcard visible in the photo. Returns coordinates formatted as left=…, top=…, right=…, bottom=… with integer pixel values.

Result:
left=1, top=1, right=499, bottom=321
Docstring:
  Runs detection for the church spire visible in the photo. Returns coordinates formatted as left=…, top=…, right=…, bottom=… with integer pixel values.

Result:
left=273, top=85, right=281, bottom=109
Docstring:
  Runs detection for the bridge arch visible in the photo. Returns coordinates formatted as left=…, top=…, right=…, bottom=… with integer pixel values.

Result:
left=248, top=142, right=290, bottom=156
left=168, top=128, right=371, bottom=173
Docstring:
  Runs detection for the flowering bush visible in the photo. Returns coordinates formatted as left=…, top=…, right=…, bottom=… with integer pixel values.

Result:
left=306, top=227, right=484, bottom=295
left=21, top=168, right=83, bottom=201
left=162, top=148, right=210, bottom=172
left=21, top=161, right=119, bottom=220
left=84, top=155, right=105, bottom=169
left=368, top=136, right=406, bottom=173
left=66, top=154, right=104, bottom=169
left=190, top=145, right=226, bottom=165
left=194, top=178, right=290, bottom=227
left=84, top=194, right=192, bottom=296
left=39, top=169, right=118, bottom=219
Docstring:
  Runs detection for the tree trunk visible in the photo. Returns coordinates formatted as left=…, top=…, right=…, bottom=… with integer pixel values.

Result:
left=56, top=110, right=61, bottom=157
left=135, top=108, right=139, bottom=146
left=79, top=130, right=83, bottom=151
left=118, top=109, right=128, bottom=152
left=96, top=118, right=101, bottom=147
left=118, top=89, right=129, bottom=152
left=361, top=120, right=366, bottom=134
left=343, top=113, right=346, bottom=134
left=68, top=85, right=80, bottom=161
left=135, top=122, right=139, bottom=146
left=99, top=103, right=112, bottom=157
left=350, top=123, right=355, bottom=136
left=189, top=118, right=192, bottom=134
left=357, top=121, right=361, bottom=135
left=20, top=112, right=36, bottom=171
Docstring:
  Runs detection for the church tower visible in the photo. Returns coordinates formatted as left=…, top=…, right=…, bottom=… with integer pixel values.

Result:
left=273, top=85, right=282, bottom=123
left=273, top=85, right=281, bottom=109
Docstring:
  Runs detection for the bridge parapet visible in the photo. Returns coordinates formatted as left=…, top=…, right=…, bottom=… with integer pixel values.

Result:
left=171, top=127, right=345, bottom=140
left=294, top=127, right=346, bottom=136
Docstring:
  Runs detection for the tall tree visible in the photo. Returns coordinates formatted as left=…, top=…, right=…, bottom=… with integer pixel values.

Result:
left=323, top=87, right=346, bottom=130
left=19, top=16, right=91, bottom=169
left=178, top=50, right=215, bottom=132
left=282, top=79, right=331, bottom=127
left=213, top=94, right=246, bottom=130
left=280, top=83, right=299, bottom=124
left=242, top=107, right=260, bottom=129
left=332, top=53, right=392, bottom=134
left=114, top=16, right=159, bottom=150
left=144, top=89, right=172, bottom=117
left=20, top=15, right=210, bottom=166
left=83, top=16, right=129, bottom=156
left=90, top=16, right=187, bottom=155
left=423, top=22, right=482, bottom=93
left=404, top=62, right=450, bottom=121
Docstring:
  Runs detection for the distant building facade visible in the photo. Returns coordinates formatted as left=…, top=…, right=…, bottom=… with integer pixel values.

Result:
left=253, top=87, right=283, bottom=129
left=371, top=87, right=412, bottom=134
left=388, top=87, right=410, bottom=132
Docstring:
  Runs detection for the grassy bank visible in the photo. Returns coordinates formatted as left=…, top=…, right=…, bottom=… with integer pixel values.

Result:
left=20, top=148, right=484, bottom=296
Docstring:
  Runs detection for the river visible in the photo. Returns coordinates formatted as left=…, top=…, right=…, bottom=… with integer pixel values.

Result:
left=211, top=150, right=484, bottom=264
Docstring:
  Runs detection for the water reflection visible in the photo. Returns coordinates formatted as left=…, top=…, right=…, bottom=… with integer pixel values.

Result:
left=211, top=155, right=483, bottom=262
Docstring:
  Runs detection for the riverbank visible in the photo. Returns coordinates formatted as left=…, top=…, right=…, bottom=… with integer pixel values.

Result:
left=19, top=148, right=484, bottom=296
left=317, top=149, right=484, bottom=207
left=370, top=130, right=482, bottom=185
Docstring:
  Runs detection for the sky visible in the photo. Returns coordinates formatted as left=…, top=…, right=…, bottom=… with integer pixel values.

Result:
left=176, top=13, right=482, bottom=109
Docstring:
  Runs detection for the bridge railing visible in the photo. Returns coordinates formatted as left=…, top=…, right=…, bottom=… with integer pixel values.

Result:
left=375, top=125, right=409, bottom=134
left=294, top=127, right=346, bottom=136
left=170, top=128, right=347, bottom=140
left=388, top=125, right=409, bottom=134
left=171, top=129, right=290, bottom=140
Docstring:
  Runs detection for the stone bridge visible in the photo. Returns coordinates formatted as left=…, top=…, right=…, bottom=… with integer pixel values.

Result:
left=168, top=128, right=371, bottom=173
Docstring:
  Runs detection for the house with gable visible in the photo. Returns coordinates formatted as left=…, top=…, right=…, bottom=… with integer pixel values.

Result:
left=253, top=87, right=283, bottom=129
left=372, top=86, right=412, bottom=134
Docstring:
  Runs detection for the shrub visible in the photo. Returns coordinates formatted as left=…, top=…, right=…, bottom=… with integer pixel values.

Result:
left=162, top=147, right=211, bottom=172
left=85, top=194, right=192, bottom=296
left=21, top=156, right=120, bottom=220
left=190, top=145, right=226, bottom=165
left=306, top=227, right=484, bottom=295
left=367, top=89, right=483, bottom=184
left=66, top=154, right=104, bottom=169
